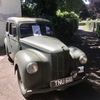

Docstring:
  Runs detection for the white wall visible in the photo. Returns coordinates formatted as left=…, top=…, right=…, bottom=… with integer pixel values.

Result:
left=0, top=0, right=21, bottom=46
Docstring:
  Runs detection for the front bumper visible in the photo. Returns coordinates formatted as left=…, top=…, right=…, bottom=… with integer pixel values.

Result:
left=25, top=74, right=88, bottom=95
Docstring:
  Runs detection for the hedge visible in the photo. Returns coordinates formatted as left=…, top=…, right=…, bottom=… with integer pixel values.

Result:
left=86, top=19, right=100, bottom=37
left=95, top=23, right=100, bottom=37
left=54, top=10, right=79, bottom=42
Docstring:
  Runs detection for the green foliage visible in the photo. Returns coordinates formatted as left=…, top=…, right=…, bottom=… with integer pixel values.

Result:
left=57, top=0, right=83, bottom=14
left=21, top=3, right=34, bottom=17
left=86, top=19, right=92, bottom=30
left=21, top=0, right=57, bottom=19
left=86, top=19, right=100, bottom=37
left=95, top=23, right=100, bottom=37
left=32, top=0, right=57, bottom=18
left=86, top=18, right=91, bottom=21
left=79, top=21, right=86, bottom=26
left=56, top=10, right=79, bottom=18
left=54, top=10, right=79, bottom=42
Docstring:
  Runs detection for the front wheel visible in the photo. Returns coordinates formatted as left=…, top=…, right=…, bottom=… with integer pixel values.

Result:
left=17, top=70, right=29, bottom=98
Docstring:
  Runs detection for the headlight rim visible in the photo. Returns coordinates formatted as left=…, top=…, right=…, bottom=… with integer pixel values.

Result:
left=79, top=55, right=87, bottom=64
left=26, top=62, right=38, bottom=74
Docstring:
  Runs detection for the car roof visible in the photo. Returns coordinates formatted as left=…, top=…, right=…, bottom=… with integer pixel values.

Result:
left=7, top=17, right=51, bottom=24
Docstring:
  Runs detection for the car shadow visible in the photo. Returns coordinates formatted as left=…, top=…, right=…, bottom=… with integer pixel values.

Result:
left=71, top=29, right=100, bottom=95
left=72, top=29, right=100, bottom=70
left=26, top=82, right=100, bottom=100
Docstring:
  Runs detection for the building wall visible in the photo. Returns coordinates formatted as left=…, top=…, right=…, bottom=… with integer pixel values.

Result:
left=0, top=0, right=21, bottom=46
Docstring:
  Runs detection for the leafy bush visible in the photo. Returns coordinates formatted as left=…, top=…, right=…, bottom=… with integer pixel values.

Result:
left=79, top=21, right=86, bottom=26
left=86, top=19, right=100, bottom=36
left=86, top=18, right=91, bottom=21
left=86, top=19, right=92, bottom=30
left=54, top=10, right=79, bottom=42
left=86, top=19, right=100, bottom=37
left=90, top=22, right=95, bottom=31
left=95, top=23, right=100, bottom=37
left=86, top=19, right=96, bottom=31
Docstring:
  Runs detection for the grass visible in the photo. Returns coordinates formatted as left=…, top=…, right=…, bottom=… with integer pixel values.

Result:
left=79, top=21, right=89, bottom=30
left=79, top=20, right=99, bottom=30
left=79, top=21, right=86, bottom=26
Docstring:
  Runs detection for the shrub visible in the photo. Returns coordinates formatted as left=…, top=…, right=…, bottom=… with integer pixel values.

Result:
left=86, top=18, right=91, bottom=21
left=90, top=21, right=95, bottom=31
left=54, top=10, right=79, bottom=42
left=86, top=19, right=100, bottom=37
left=95, top=23, right=100, bottom=37
left=86, top=19, right=92, bottom=30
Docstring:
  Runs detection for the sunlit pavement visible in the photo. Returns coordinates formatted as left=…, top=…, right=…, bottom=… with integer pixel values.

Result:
left=0, top=56, right=25, bottom=100
left=0, top=55, right=6, bottom=60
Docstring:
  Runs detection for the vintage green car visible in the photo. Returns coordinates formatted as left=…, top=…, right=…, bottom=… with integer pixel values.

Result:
left=4, top=17, right=87, bottom=97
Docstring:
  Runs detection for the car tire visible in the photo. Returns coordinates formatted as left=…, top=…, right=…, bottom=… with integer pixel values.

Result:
left=17, top=69, right=29, bottom=98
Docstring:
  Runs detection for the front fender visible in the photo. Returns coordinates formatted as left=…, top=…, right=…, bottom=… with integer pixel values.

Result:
left=69, top=46, right=85, bottom=59
left=14, top=49, right=49, bottom=90
left=14, top=49, right=42, bottom=71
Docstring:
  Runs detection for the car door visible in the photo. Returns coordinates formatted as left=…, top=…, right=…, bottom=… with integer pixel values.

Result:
left=6, top=21, right=20, bottom=60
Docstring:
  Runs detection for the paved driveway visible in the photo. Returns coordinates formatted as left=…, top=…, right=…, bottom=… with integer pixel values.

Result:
left=0, top=56, right=25, bottom=100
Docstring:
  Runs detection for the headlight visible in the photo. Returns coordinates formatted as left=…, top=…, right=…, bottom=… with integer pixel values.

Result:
left=26, top=62, right=38, bottom=74
left=79, top=55, right=87, bottom=64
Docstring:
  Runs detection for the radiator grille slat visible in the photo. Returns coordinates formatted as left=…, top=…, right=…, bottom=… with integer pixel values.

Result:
left=52, top=51, right=69, bottom=79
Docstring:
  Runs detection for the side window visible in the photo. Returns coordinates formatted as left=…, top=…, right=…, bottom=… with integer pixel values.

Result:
left=9, top=23, right=16, bottom=36
left=32, top=25, right=41, bottom=36
left=20, top=24, right=33, bottom=37
left=46, top=26, right=51, bottom=34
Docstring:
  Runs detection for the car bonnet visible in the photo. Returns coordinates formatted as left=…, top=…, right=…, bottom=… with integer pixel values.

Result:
left=20, top=36, right=69, bottom=53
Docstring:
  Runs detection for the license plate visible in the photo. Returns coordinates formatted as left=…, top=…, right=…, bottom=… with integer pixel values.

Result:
left=50, top=76, right=73, bottom=88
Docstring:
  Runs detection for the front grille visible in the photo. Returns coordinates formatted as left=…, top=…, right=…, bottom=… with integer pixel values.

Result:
left=51, top=51, right=70, bottom=79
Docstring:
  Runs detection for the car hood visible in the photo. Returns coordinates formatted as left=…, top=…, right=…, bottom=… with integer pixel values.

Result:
left=20, top=36, right=69, bottom=53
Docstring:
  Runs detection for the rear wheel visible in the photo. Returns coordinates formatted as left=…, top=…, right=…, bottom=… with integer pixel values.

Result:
left=17, top=70, right=29, bottom=98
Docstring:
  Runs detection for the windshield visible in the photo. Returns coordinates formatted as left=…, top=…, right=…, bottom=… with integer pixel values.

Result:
left=20, top=23, right=53, bottom=38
